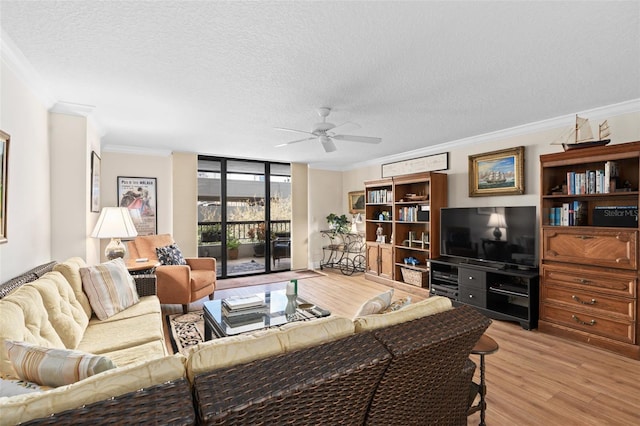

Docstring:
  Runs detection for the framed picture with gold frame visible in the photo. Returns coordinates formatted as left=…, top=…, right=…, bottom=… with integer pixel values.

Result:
left=348, top=190, right=365, bottom=214
left=0, top=130, right=8, bottom=244
left=469, top=146, right=525, bottom=197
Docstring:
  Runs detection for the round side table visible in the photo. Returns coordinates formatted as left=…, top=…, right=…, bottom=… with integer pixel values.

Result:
left=469, top=334, right=499, bottom=426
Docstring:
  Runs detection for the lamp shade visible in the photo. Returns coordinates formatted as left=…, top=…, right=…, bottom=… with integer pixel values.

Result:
left=487, top=213, right=507, bottom=229
left=91, top=207, right=138, bottom=239
left=487, top=212, right=507, bottom=240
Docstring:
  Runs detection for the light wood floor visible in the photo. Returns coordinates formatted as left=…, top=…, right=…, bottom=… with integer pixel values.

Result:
left=161, top=269, right=640, bottom=426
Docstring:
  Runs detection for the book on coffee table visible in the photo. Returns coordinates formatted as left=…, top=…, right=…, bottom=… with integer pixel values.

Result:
left=222, top=294, right=264, bottom=310
left=222, top=304, right=268, bottom=317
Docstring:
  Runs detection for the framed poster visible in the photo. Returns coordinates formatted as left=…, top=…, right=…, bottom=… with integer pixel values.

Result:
left=0, top=130, right=9, bottom=244
left=468, top=146, right=525, bottom=197
left=90, top=151, right=101, bottom=213
left=348, top=190, right=365, bottom=214
left=117, top=176, right=157, bottom=235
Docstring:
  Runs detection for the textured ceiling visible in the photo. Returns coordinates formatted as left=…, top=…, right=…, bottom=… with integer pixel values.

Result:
left=1, top=1, right=639, bottom=169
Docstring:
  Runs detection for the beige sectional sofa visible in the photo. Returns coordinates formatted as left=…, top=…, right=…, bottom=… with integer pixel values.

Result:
left=0, top=258, right=491, bottom=425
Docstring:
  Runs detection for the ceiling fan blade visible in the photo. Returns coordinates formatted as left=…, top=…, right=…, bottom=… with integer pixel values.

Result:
left=273, top=127, right=314, bottom=136
left=321, top=137, right=337, bottom=153
left=332, top=134, right=382, bottom=144
left=329, top=121, right=361, bottom=133
left=275, top=137, right=315, bottom=148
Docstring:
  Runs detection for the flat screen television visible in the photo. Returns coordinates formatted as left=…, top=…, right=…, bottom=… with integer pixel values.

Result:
left=440, top=206, right=538, bottom=269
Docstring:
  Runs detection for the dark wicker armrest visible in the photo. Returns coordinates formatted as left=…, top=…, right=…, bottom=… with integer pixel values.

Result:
left=133, top=273, right=157, bottom=296
left=21, top=378, right=194, bottom=425
left=193, top=332, right=391, bottom=425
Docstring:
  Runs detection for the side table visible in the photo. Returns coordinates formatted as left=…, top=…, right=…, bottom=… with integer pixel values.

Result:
left=126, top=260, right=158, bottom=297
left=468, top=334, right=499, bottom=426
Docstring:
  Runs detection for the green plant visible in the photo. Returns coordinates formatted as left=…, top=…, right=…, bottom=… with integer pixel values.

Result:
left=326, top=213, right=349, bottom=233
left=227, top=235, right=240, bottom=250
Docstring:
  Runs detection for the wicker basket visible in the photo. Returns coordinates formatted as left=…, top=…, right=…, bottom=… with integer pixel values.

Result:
left=401, top=267, right=428, bottom=287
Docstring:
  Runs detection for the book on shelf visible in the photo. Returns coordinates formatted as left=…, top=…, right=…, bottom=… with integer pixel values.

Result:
left=604, top=161, right=619, bottom=193
left=222, top=294, right=265, bottom=311
left=549, top=201, right=588, bottom=226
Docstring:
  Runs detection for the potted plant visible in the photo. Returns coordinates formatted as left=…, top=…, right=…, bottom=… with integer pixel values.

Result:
left=326, top=213, right=349, bottom=234
left=200, top=224, right=221, bottom=243
left=227, top=234, right=240, bottom=260
left=247, top=223, right=273, bottom=257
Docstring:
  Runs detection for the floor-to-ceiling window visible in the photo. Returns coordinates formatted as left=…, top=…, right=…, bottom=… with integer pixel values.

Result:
left=197, top=157, right=291, bottom=278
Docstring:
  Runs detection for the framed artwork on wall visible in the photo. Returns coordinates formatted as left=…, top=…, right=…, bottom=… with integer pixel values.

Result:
left=117, top=176, right=157, bottom=235
left=468, top=146, right=525, bottom=197
left=348, top=190, right=365, bottom=214
left=90, top=151, right=101, bottom=213
left=0, top=130, right=9, bottom=244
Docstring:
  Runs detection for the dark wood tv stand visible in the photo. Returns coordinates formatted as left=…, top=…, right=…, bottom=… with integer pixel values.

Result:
left=430, top=256, right=539, bottom=330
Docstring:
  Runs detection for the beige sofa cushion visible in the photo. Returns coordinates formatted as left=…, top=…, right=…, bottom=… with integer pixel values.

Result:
left=27, top=272, right=89, bottom=349
left=186, top=316, right=355, bottom=382
left=78, top=312, right=165, bottom=355
left=353, top=296, right=453, bottom=332
left=99, top=340, right=168, bottom=367
left=186, top=328, right=284, bottom=382
left=276, top=316, right=354, bottom=352
left=0, top=288, right=66, bottom=377
left=53, top=258, right=92, bottom=318
left=0, top=354, right=186, bottom=425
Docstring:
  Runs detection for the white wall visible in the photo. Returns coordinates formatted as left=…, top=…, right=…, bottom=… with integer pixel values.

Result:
left=343, top=110, right=640, bottom=212
left=307, top=168, right=343, bottom=268
left=172, top=152, right=197, bottom=257
left=0, top=60, right=51, bottom=281
left=290, top=162, right=308, bottom=270
left=101, top=151, right=173, bottom=262
left=49, top=112, right=102, bottom=265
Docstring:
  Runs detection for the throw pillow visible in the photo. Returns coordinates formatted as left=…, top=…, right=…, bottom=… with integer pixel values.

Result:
left=5, top=340, right=116, bottom=388
left=380, top=296, right=412, bottom=314
left=79, top=258, right=140, bottom=320
left=354, top=289, right=394, bottom=317
left=156, top=244, right=187, bottom=266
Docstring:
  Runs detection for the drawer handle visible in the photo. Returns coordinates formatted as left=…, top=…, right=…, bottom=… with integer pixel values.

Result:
left=468, top=276, right=474, bottom=280
left=572, top=295, right=597, bottom=305
left=469, top=294, right=474, bottom=298
left=576, top=235, right=595, bottom=240
left=576, top=278, right=592, bottom=285
left=572, top=314, right=596, bottom=326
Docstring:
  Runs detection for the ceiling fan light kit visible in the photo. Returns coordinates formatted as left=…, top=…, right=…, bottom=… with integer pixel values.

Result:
left=275, top=107, right=382, bottom=153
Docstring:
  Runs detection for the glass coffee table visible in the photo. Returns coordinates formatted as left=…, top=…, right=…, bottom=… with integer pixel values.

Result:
left=203, top=288, right=330, bottom=339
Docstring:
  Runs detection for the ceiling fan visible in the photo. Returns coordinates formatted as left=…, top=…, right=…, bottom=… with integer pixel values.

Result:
left=275, top=107, right=382, bottom=153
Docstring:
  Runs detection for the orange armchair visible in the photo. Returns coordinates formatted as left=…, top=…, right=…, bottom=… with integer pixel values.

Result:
left=127, top=234, right=216, bottom=313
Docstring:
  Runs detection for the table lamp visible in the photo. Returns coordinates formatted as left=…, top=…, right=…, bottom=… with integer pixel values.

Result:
left=350, top=213, right=363, bottom=233
left=487, top=212, right=507, bottom=240
left=91, top=207, right=138, bottom=260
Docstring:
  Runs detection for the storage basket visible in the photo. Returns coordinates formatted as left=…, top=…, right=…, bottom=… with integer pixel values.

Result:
left=401, top=267, right=428, bottom=287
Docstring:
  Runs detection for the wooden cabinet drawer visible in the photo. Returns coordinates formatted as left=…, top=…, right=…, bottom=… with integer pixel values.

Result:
left=540, top=304, right=635, bottom=344
left=459, top=287, right=486, bottom=308
left=542, top=228, right=637, bottom=270
left=541, top=285, right=635, bottom=321
left=542, top=265, right=636, bottom=298
left=459, top=267, right=485, bottom=290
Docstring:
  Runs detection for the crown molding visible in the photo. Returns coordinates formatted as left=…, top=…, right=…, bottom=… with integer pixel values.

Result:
left=1, top=29, right=56, bottom=108
left=102, top=144, right=173, bottom=157
left=344, top=98, right=640, bottom=172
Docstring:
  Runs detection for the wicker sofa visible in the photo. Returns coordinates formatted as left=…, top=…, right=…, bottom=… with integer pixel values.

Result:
left=0, top=260, right=491, bottom=425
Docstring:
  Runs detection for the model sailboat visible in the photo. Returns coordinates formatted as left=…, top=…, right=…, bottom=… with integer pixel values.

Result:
left=552, top=115, right=611, bottom=151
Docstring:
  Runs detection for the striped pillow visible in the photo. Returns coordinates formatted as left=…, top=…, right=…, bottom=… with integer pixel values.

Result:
left=354, top=289, right=394, bottom=317
left=5, top=340, right=116, bottom=387
left=79, top=258, right=140, bottom=320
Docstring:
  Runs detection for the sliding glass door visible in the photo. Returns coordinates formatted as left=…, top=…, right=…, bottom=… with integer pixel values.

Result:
left=197, top=157, right=291, bottom=278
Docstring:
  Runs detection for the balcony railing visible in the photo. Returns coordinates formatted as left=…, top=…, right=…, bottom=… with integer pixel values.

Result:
left=198, top=220, right=291, bottom=245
